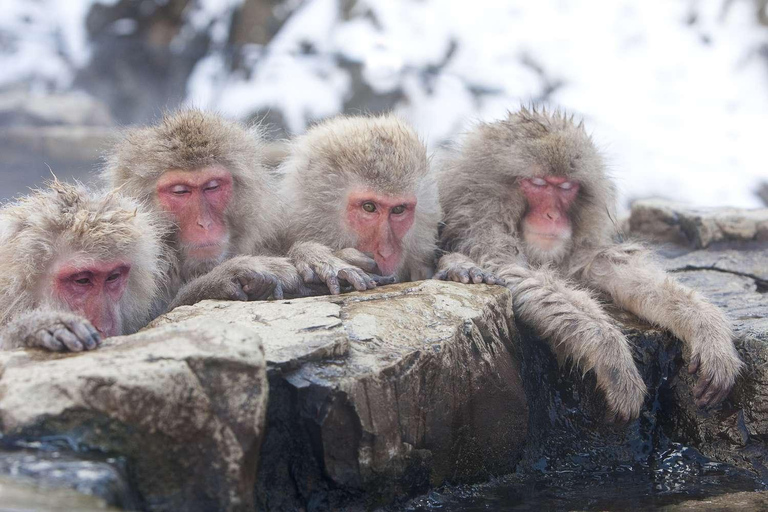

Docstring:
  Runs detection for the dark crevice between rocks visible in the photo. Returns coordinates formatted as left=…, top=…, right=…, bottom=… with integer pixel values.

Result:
left=669, top=266, right=768, bottom=293
left=255, top=372, right=368, bottom=512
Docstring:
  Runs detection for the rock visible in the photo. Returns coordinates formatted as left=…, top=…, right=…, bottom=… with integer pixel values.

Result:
left=0, top=449, right=136, bottom=509
left=629, top=199, right=768, bottom=248
left=0, top=90, right=113, bottom=127
left=0, top=475, right=123, bottom=512
left=0, top=318, right=269, bottom=512
left=662, top=491, right=768, bottom=511
left=152, top=280, right=528, bottom=510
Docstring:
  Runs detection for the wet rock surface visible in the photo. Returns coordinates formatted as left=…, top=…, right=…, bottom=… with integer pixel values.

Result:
left=0, top=318, right=269, bottom=512
left=153, top=280, right=528, bottom=511
left=0, top=475, right=123, bottom=512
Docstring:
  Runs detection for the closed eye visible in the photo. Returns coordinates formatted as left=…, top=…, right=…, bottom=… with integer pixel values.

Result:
left=74, top=277, right=91, bottom=285
left=171, top=185, right=191, bottom=195
left=559, top=181, right=574, bottom=190
left=203, top=180, right=220, bottom=192
left=530, top=177, right=547, bottom=187
left=106, top=273, right=121, bottom=282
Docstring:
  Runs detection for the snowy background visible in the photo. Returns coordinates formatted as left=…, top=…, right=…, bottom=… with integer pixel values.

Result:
left=1, top=0, right=767, bottom=209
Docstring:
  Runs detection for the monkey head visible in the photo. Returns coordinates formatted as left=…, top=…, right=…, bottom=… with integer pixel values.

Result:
left=443, top=107, right=616, bottom=265
left=104, top=109, right=279, bottom=278
left=280, top=114, right=439, bottom=277
left=0, top=181, right=166, bottom=337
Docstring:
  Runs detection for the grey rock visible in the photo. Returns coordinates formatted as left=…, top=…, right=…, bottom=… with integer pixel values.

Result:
left=0, top=90, right=113, bottom=127
left=0, top=318, right=269, bottom=512
left=0, top=449, right=136, bottom=509
left=661, top=491, right=768, bottom=511
left=629, top=198, right=768, bottom=248
left=154, top=280, right=528, bottom=510
left=0, top=475, right=123, bottom=512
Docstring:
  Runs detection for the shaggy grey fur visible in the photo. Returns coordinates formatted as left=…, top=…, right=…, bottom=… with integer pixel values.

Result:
left=438, top=107, right=743, bottom=423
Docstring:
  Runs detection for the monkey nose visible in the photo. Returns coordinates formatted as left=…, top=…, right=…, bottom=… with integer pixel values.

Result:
left=197, top=217, right=213, bottom=229
left=377, top=243, right=396, bottom=259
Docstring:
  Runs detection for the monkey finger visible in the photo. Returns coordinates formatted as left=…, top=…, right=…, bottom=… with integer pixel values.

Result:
left=272, top=283, right=284, bottom=300
left=38, top=330, right=65, bottom=352
left=338, top=269, right=369, bottom=291
left=369, top=273, right=396, bottom=285
left=359, top=272, right=378, bottom=290
left=326, top=275, right=341, bottom=295
left=67, top=320, right=99, bottom=350
left=433, top=270, right=448, bottom=281
left=469, top=268, right=484, bottom=284
left=688, top=354, right=701, bottom=374
left=335, top=249, right=380, bottom=274
left=698, top=376, right=730, bottom=408
left=694, top=373, right=715, bottom=402
left=53, top=327, right=84, bottom=352
left=708, top=384, right=733, bottom=408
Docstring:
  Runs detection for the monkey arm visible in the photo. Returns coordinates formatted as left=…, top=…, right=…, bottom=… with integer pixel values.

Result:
left=574, top=243, right=743, bottom=408
left=441, top=222, right=526, bottom=275
left=0, top=308, right=101, bottom=352
left=434, top=252, right=503, bottom=285
left=288, top=242, right=396, bottom=295
left=497, top=263, right=647, bottom=423
left=169, top=255, right=314, bottom=309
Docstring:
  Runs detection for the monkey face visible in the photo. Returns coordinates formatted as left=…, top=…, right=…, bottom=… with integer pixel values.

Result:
left=156, top=166, right=233, bottom=262
left=344, top=189, right=417, bottom=275
left=519, top=176, right=579, bottom=257
left=52, top=259, right=131, bottom=337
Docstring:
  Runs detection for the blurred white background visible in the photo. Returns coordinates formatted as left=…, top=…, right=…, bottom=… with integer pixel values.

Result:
left=1, top=0, right=767, bottom=208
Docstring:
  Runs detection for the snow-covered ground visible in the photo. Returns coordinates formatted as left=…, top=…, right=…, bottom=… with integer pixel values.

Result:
left=3, top=0, right=768, bottom=209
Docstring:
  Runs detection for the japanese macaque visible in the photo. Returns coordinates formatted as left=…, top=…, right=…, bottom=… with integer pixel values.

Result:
left=438, top=107, right=743, bottom=423
left=278, top=114, right=499, bottom=293
left=0, top=181, right=165, bottom=351
left=103, top=109, right=311, bottom=313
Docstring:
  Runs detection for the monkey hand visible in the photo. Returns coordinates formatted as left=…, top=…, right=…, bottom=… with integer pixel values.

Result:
left=688, top=338, right=744, bottom=409
left=171, top=255, right=312, bottom=307
left=434, top=253, right=503, bottom=285
left=1, top=309, right=101, bottom=352
left=601, top=361, right=647, bottom=425
left=593, top=329, right=647, bottom=424
left=289, top=243, right=395, bottom=295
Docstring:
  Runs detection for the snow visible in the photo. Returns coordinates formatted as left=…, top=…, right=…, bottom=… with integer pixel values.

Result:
left=187, top=0, right=768, bottom=210
left=0, top=0, right=119, bottom=90
left=1, top=0, right=767, bottom=209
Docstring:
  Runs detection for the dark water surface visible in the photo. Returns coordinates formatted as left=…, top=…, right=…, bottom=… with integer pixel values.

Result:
left=399, top=442, right=760, bottom=511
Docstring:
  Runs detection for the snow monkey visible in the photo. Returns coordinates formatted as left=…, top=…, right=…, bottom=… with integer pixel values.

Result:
left=279, top=114, right=500, bottom=292
left=438, top=107, right=743, bottom=423
left=103, top=109, right=311, bottom=313
left=0, top=181, right=166, bottom=352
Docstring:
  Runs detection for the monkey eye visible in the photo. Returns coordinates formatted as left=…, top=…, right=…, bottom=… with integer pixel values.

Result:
left=170, top=185, right=190, bottom=195
left=74, top=277, right=91, bottom=286
left=362, top=202, right=377, bottom=213
left=559, top=181, right=574, bottom=190
left=530, top=177, right=547, bottom=187
left=106, top=272, right=122, bottom=282
left=391, top=205, right=406, bottom=215
left=203, top=180, right=220, bottom=192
